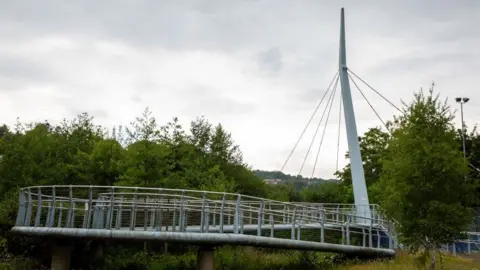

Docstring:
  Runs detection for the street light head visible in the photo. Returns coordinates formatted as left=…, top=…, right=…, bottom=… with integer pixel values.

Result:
left=463, top=97, right=470, bottom=103
left=456, top=97, right=462, bottom=103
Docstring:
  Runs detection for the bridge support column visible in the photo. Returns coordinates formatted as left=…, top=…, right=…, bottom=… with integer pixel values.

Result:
left=196, top=246, right=214, bottom=270
left=51, top=242, right=72, bottom=270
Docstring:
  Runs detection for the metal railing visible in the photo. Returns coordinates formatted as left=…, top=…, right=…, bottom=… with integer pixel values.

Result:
left=14, top=185, right=396, bottom=251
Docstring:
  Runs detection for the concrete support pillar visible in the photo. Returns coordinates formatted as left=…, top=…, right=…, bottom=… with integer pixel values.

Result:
left=51, top=243, right=72, bottom=270
left=196, top=246, right=214, bottom=270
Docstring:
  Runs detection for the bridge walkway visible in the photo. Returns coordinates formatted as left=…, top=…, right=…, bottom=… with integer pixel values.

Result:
left=12, top=185, right=396, bottom=270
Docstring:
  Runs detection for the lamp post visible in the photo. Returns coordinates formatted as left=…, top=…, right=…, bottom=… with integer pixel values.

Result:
left=455, top=97, right=469, bottom=160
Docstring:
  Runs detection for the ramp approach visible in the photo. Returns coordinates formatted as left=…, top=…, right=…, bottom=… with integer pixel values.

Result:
left=12, top=186, right=396, bottom=267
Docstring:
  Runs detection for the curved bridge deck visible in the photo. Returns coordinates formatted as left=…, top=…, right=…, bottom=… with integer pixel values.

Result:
left=12, top=185, right=396, bottom=257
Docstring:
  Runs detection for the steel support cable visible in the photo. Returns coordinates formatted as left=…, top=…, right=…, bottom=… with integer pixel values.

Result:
left=469, top=164, right=480, bottom=172
left=347, top=69, right=403, bottom=114
left=298, top=76, right=339, bottom=176
left=348, top=69, right=480, bottom=175
left=336, top=93, right=343, bottom=172
left=311, top=79, right=339, bottom=178
left=280, top=71, right=340, bottom=172
left=349, top=74, right=392, bottom=134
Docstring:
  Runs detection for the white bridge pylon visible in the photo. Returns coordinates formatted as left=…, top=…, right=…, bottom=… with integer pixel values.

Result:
left=338, top=8, right=371, bottom=224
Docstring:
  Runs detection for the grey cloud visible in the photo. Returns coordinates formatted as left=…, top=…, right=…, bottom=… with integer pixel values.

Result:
left=64, top=106, right=109, bottom=121
left=131, top=94, right=142, bottom=103
left=90, top=109, right=109, bottom=119
left=0, top=56, right=52, bottom=91
left=191, top=97, right=256, bottom=115
left=366, top=52, right=478, bottom=78
left=0, top=1, right=345, bottom=52
left=180, top=85, right=256, bottom=116
left=256, top=47, right=282, bottom=74
left=295, top=88, right=326, bottom=104
left=352, top=0, right=480, bottom=43
left=1, top=0, right=478, bottom=49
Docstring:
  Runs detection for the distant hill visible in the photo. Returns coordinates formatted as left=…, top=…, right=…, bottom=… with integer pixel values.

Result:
left=253, top=170, right=338, bottom=190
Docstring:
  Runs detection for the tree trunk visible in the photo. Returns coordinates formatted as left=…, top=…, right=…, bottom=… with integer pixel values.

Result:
left=430, top=248, right=436, bottom=270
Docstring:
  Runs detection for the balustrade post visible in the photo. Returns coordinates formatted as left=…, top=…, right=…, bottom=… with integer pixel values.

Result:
left=388, top=224, right=393, bottom=249
left=130, top=189, right=138, bottom=230
left=346, top=215, right=350, bottom=245
left=84, top=186, right=93, bottom=229
left=297, top=222, right=301, bottom=240
left=270, top=215, right=274, bottom=237
left=172, top=199, right=177, bottom=232
left=66, top=186, right=74, bottom=228
left=234, top=195, right=241, bottom=234
left=362, top=229, right=366, bottom=247
left=212, top=204, right=216, bottom=228
left=200, top=192, right=206, bottom=233
left=205, top=202, right=210, bottom=233
left=116, top=195, right=124, bottom=230
left=180, top=190, right=185, bottom=232
left=107, top=187, right=115, bottom=229
left=257, top=200, right=263, bottom=236
left=15, top=189, right=26, bottom=226
left=34, top=187, right=42, bottom=227
left=25, top=189, right=32, bottom=226
left=291, top=207, right=296, bottom=240
left=320, top=209, right=324, bottom=243
left=143, top=196, right=149, bottom=231
left=369, top=222, right=373, bottom=248
left=376, top=230, right=380, bottom=248
left=219, top=194, right=225, bottom=233
left=240, top=208, right=244, bottom=234
left=58, top=202, right=63, bottom=228
left=156, top=191, right=163, bottom=231
left=48, top=186, right=56, bottom=227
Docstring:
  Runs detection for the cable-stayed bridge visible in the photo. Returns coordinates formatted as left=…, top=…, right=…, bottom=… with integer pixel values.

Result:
left=10, top=7, right=407, bottom=270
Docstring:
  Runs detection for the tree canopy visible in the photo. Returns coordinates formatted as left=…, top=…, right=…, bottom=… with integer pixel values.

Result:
left=374, top=88, right=477, bottom=267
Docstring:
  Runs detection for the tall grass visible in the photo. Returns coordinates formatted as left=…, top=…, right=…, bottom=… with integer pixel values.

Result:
left=103, top=246, right=339, bottom=270
left=338, top=250, right=480, bottom=270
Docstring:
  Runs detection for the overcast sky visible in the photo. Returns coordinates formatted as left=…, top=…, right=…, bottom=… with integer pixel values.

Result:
left=0, top=0, right=479, bottom=179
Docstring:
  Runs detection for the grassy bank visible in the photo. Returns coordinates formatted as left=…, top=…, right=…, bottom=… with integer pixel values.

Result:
left=2, top=246, right=480, bottom=269
left=338, top=250, right=480, bottom=270
left=103, top=246, right=339, bottom=270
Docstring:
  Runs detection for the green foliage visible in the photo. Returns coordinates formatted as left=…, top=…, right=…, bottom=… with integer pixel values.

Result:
left=299, top=181, right=349, bottom=203
left=103, top=246, right=336, bottom=270
left=0, top=108, right=269, bottom=268
left=90, top=139, right=125, bottom=186
left=375, top=88, right=477, bottom=252
left=254, top=170, right=326, bottom=182
left=266, top=182, right=301, bottom=202
left=254, top=170, right=330, bottom=190
left=335, top=127, right=390, bottom=203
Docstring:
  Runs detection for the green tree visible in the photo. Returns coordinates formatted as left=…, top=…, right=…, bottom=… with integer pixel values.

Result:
left=299, top=182, right=348, bottom=203
left=119, top=108, right=172, bottom=187
left=90, top=139, right=126, bottom=186
left=376, top=88, right=476, bottom=269
left=335, top=127, right=390, bottom=202
left=266, top=182, right=300, bottom=202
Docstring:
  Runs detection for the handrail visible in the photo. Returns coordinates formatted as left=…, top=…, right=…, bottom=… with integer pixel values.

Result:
left=13, top=185, right=397, bottom=253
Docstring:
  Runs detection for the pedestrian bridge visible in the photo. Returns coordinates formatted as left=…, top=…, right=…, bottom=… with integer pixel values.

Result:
left=12, top=186, right=396, bottom=263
